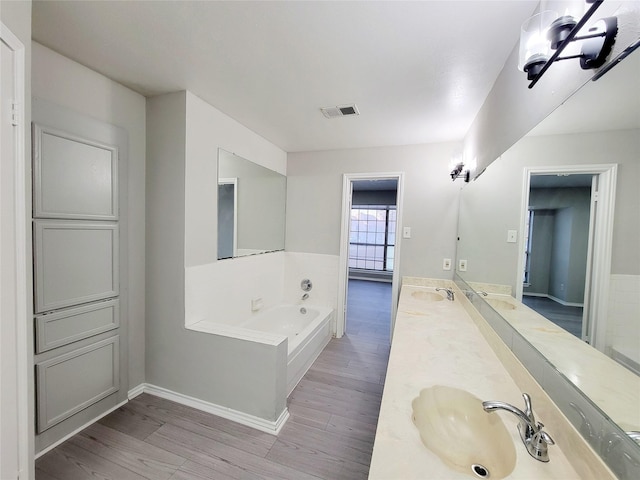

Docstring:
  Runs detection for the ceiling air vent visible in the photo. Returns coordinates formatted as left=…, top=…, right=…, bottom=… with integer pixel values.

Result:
left=320, top=103, right=360, bottom=119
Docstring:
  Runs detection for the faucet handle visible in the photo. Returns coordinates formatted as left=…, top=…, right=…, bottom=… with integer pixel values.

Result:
left=535, top=427, right=555, bottom=445
left=530, top=427, right=555, bottom=462
left=522, top=393, right=536, bottom=424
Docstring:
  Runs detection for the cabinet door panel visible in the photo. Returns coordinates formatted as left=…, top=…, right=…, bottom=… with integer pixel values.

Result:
left=33, top=124, right=118, bottom=220
left=34, top=220, right=119, bottom=313
left=36, top=336, right=119, bottom=433
left=35, top=300, right=119, bottom=353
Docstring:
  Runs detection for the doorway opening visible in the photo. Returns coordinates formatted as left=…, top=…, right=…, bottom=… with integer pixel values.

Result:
left=517, top=164, right=617, bottom=352
left=522, top=174, right=594, bottom=338
left=337, top=173, right=404, bottom=343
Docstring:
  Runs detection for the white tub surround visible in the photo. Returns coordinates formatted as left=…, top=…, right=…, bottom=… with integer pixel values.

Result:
left=369, top=279, right=614, bottom=479
left=185, top=252, right=339, bottom=329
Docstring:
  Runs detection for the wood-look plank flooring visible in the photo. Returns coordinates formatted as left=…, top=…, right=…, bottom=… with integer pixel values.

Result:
left=36, top=279, right=392, bottom=480
left=522, top=295, right=583, bottom=338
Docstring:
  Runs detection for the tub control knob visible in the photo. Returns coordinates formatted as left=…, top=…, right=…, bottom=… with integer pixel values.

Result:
left=301, top=279, right=313, bottom=292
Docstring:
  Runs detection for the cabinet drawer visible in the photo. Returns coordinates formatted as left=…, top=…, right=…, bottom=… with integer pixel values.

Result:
left=36, top=336, right=119, bottom=433
left=33, top=220, right=119, bottom=313
left=35, top=299, right=119, bottom=353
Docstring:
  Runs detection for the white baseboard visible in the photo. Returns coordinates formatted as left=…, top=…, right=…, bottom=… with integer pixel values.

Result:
left=128, top=383, right=146, bottom=399
left=135, top=383, right=289, bottom=435
left=547, top=295, right=583, bottom=308
left=523, top=292, right=583, bottom=308
left=35, top=399, right=127, bottom=459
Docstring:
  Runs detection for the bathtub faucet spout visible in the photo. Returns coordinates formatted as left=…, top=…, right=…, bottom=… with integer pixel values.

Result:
left=301, top=293, right=309, bottom=300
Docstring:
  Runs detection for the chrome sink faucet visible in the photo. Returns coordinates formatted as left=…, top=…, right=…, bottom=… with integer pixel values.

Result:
left=435, top=287, right=454, bottom=301
left=482, top=393, right=555, bottom=462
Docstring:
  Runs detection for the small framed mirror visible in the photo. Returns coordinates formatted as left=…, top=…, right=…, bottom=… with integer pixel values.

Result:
left=217, top=149, right=286, bottom=259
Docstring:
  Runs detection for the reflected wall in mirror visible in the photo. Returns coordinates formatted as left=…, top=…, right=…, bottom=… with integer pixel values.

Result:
left=217, top=149, right=286, bottom=259
left=456, top=49, right=640, bottom=469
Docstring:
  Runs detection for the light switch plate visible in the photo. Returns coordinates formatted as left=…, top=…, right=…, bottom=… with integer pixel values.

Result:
left=507, top=230, right=517, bottom=243
left=443, top=258, right=451, bottom=271
left=403, top=226, right=411, bottom=239
left=458, top=259, right=467, bottom=272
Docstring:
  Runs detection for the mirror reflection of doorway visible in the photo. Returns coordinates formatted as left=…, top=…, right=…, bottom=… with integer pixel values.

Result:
left=217, top=178, right=237, bottom=259
left=523, top=174, right=594, bottom=339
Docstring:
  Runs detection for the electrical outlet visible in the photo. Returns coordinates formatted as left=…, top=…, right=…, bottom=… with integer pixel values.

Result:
left=458, top=259, right=467, bottom=272
left=443, top=258, right=451, bottom=271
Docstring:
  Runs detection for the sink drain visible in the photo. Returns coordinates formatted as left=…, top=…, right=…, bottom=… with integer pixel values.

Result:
left=471, top=464, right=490, bottom=478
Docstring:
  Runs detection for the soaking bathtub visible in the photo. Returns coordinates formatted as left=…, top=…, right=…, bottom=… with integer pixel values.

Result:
left=189, top=304, right=333, bottom=395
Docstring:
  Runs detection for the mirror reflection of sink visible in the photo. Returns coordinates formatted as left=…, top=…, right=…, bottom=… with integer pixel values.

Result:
left=486, top=298, right=516, bottom=311
left=411, top=291, right=444, bottom=302
left=412, top=386, right=516, bottom=479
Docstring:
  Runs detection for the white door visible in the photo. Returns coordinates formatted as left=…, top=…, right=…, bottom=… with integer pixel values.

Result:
left=1, top=22, right=28, bottom=480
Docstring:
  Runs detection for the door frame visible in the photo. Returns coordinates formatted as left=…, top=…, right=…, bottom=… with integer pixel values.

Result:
left=0, top=21, right=30, bottom=480
left=516, top=164, right=617, bottom=352
left=336, top=172, right=404, bottom=341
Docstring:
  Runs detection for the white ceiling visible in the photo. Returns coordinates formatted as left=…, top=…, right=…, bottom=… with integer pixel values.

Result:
left=32, top=0, right=539, bottom=153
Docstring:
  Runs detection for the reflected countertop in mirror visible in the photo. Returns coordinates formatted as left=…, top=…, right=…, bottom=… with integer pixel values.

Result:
left=471, top=288, right=640, bottom=432
left=455, top=48, right=640, bottom=457
left=217, top=149, right=286, bottom=259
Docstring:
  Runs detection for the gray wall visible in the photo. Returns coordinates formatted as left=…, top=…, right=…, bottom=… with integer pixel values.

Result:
left=145, top=92, right=287, bottom=422
left=286, top=143, right=460, bottom=280
left=527, top=210, right=554, bottom=295
left=526, top=187, right=592, bottom=304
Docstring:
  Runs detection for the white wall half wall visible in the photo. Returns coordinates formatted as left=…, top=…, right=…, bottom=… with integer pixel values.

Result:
left=185, top=252, right=286, bottom=328
left=185, top=252, right=339, bottom=330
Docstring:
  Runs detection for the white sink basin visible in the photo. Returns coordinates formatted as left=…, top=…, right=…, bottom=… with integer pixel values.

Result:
left=411, top=290, right=444, bottom=302
left=412, top=386, right=516, bottom=479
left=486, top=298, right=516, bottom=311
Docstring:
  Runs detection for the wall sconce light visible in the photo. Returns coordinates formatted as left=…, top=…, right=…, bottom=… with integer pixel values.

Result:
left=450, top=162, right=470, bottom=182
left=449, top=150, right=475, bottom=182
left=518, top=0, right=618, bottom=88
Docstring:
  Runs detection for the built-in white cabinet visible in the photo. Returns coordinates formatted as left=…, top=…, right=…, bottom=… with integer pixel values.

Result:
left=32, top=121, right=123, bottom=438
left=33, top=220, right=119, bottom=313
left=35, top=299, right=119, bottom=353
left=33, top=124, right=118, bottom=220
left=36, top=336, right=119, bottom=433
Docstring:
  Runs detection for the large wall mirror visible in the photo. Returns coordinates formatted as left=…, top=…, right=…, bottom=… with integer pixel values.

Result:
left=217, top=149, right=286, bottom=259
left=456, top=50, right=640, bottom=477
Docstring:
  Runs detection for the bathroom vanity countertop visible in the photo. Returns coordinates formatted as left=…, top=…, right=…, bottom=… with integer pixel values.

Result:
left=484, top=293, right=640, bottom=433
left=368, top=282, right=581, bottom=479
